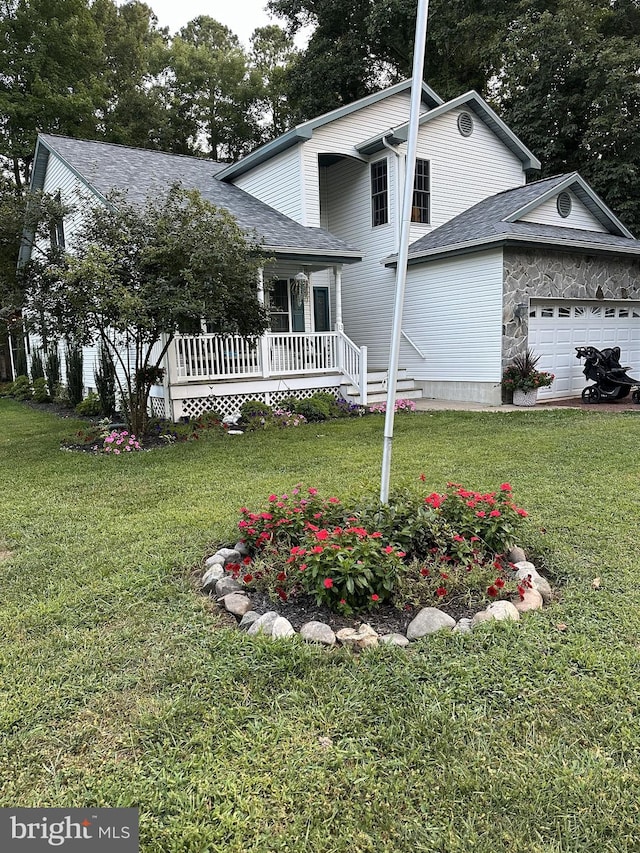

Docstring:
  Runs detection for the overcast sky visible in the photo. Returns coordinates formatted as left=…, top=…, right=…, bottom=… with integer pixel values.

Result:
left=145, top=0, right=303, bottom=47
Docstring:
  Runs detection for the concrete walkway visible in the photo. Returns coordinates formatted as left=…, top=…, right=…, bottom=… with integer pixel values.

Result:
left=413, top=398, right=528, bottom=412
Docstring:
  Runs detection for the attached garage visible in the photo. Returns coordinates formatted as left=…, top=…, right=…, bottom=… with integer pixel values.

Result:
left=528, top=299, right=640, bottom=399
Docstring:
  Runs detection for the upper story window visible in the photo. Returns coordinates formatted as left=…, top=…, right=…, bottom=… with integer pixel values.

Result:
left=411, top=159, right=430, bottom=224
left=371, top=159, right=388, bottom=227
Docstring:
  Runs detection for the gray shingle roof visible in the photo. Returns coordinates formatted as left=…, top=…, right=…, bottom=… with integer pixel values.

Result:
left=397, top=175, right=640, bottom=265
left=36, top=134, right=362, bottom=263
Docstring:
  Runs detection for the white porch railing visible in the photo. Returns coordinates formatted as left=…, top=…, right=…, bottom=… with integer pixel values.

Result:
left=172, top=331, right=368, bottom=402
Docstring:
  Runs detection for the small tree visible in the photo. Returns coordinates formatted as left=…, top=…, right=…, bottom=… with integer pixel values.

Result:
left=25, top=186, right=268, bottom=436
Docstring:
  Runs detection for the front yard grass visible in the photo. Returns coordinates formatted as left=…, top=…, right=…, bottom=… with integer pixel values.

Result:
left=1, top=399, right=639, bottom=852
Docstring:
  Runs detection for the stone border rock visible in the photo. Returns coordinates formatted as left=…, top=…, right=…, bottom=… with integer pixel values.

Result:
left=199, top=543, right=550, bottom=650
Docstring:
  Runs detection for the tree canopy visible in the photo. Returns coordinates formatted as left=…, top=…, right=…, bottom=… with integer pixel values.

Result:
left=23, top=187, right=268, bottom=432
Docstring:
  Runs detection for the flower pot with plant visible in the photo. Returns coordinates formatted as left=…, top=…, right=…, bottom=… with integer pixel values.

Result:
left=502, top=349, right=554, bottom=406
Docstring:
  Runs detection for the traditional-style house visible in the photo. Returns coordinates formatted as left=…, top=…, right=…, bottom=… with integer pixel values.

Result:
left=23, top=78, right=640, bottom=416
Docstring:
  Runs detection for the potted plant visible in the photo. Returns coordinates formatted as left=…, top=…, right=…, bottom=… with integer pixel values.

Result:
left=502, top=349, right=554, bottom=406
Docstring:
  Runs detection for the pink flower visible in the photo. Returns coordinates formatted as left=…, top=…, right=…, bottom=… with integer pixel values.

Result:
left=371, top=594, right=380, bottom=602
left=323, top=578, right=333, bottom=589
left=476, top=511, right=486, bottom=518
left=268, top=494, right=277, bottom=502
left=500, top=483, right=512, bottom=492
left=489, top=510, right=501, bottom=518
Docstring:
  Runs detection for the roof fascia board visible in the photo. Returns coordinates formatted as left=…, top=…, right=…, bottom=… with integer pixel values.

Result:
left=218, top=80, right=443, bottom=182
left=37, top=134, right=111, bottom=208
left=386, top=232, right=640, bottom=267
left=360, top=91, right=542, bottom=171
left=504, top=173, right=633, bottom=238
left=265, top=246, right=362, bottom=265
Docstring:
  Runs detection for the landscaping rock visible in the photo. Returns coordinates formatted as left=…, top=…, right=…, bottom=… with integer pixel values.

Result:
left=406, top=607, right=456, bottom=640
left=238, top=611, right=261, bottom=631
left=379, top=633, right=410, bottom=647
left=513, top=560, right=538, bottom=575
left=508, top=545, right=527, bottom=564
left=300, top=621, right=336, bottom=646
left=470, top=601, right=520, bottom=628
left=215, top=576, right=243, bottom=598
left=453, top=618, right=472, bottom=634
left=514, top=588, right=544, bottom=613
left=514, top=566, right=552, bottom=603
left=205, top=553, right=227, bottom=568
left=271, top=616, right=296, bottom=639
left=221, top=593, right=253, bottom=617
left=216, top=548, right=242, bottom=564
left=247, top=611, right=279, bottom=636
left=201, top=565, right=225, bottom=591
left=336, top=623, right=379, bottom=650
left=234, top=541, right=250, bottom=557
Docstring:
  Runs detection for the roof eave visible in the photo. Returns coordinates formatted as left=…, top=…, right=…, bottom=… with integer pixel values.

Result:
left=385, top=232, right=640, bottom=267
left=504, top=173, right=634, bottom=238
left=266, top=246, right=363, bottom=265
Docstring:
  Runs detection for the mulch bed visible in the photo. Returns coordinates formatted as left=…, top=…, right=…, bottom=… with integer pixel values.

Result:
left=246, top=590, right=485, bottom=636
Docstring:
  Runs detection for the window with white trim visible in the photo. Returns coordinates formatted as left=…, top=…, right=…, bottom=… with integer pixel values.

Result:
left=411, top=159, right=430, bottom=224
left=371, top=159, right=388, bottom=227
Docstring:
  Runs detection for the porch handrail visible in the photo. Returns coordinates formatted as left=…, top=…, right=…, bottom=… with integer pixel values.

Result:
left=337, top=329, right=367, bottom=405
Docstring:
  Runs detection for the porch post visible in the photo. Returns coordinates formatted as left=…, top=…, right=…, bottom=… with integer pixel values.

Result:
left=257, top=266, right=270, bottom=378
left=333, top=264, right=344, bottom=332
left=7, top=329, right=16, bottom=381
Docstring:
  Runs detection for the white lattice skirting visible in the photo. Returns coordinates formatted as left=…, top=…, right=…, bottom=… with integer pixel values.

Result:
left=176, top=387, right=341, bottom=420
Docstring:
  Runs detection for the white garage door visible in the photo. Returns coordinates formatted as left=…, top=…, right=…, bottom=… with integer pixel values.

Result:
left=528, top=300, right=640, bottom=399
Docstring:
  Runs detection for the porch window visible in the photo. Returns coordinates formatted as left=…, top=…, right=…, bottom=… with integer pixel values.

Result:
left=411, top=159, right=430, bottom=224
left=371, top=159, right=388, bottom=227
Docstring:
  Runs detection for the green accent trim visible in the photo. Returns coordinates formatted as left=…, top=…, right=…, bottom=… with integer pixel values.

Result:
left=504, top=173, right=633, bottom=239
left=217, top=80, right=443, bottom=182
left=357, top=91, right=542, bottom=171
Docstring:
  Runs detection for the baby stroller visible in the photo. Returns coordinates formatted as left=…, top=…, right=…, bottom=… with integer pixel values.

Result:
left=575, top=345, right=640, bottom=403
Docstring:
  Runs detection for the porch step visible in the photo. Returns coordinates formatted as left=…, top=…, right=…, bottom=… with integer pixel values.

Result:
left=341, top=371, right=424, bottom=406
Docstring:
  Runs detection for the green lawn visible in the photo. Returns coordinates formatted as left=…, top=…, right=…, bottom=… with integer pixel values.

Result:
left=1, top=399, right=639, bottom=852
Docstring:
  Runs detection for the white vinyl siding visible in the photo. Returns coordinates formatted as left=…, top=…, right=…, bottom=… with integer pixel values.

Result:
left=232, top=146, right=304, bottom=222
left=41, top=153, right=95, bottom=252
left=409, top=107, right=526, bottom=241
left=519, top=193, right=608, bottom=232
left=401, top=250, right=504, bottom=382
left=324, top=155, right=397, bottom=367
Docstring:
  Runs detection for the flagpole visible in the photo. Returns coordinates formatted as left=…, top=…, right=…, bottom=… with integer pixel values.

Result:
left=380, top=0, right=430, bottom=503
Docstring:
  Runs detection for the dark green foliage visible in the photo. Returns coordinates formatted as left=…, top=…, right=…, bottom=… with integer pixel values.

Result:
left=239, top=398, right=274, bottom=430
left=75, top=390, right=102, bottom=417
left=289, top=396, right=332, bottom=422
left=15, top=338, right=27, bottom=377
left=31, top=376, right=50, bottom=403
left=29, top=349, right=44, bottom=380
left=8, top=374, right=32, bottom=400
left=44, top=348, right=61, bottom=398
left=94, top=340, right=116, bottom=417
left=65, top=343, right=84, bottom=407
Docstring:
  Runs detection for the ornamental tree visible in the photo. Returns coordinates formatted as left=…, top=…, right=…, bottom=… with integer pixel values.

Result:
left=23, top=185, right=268, bottom=435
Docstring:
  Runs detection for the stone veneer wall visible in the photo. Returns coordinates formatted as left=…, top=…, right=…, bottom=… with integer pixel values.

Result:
left=502, top=249, right=640, bottom=366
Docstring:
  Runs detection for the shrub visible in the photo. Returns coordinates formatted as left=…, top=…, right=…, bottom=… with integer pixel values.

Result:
left=30, top=349, right=45, bottom=380
left=45, top=348, right=61, bottom=398
left=94, top=341, right=116, bottom=417
left=290, top=397, right=331, bottom=422
left=75, top=391, right=102, bottom=417
left=9, top=375, right=32, bottom=401
left=65, top=343, right=84, bottom=407
left=287, top=525, right=405, bottom=613
left=32, top=377, right=51, bottom=403
left=239, top=399, right=273, bottom=430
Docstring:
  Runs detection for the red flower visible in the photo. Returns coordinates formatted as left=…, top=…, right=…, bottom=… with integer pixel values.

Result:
left=276, top=571, right=287, bottom=581
left=476, top=511, right=486, bottom=518
left=419, top=473, right=426, bottom=482
left=500, top=483, right=512, bottom=492
left=436, top=587, right=447, bottom=597
left=243, top=574, right=253, bottom=584
left=268, top=494, right=277, bottom=502
left=243, top=556, right=252, bottom=565
left=371, top=594, right=380, bottom=602
left=316, top=529, right=329, bottom=540
left=383, top=545, right=394, bottom=554
left=340, top=598, right=346, bottom=605
left=495, top=578, right=505, bottom=589
left=328, top=497, right=340, bottom=504
left=420, top=568, right=430, bottom=577
left=440, top=572, right=449, bottom=579
left=276, top=587, right=288, bottom=601
left=299, top=563, right=307, bottom=571
left=516, top=508, right=528, bottom=517
left=487, top=585, right=498, bottom=597
left=323, top=577, right=333, bottom=589
left=489, top=510, right=501, bottom=518
left=311, top=546, right=324, bottom=554
left=308, top=487, right=318, bottom=496
left=371, top=531, right=382, bottom=538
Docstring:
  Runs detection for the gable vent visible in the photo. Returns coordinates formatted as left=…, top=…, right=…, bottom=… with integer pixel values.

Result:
left=457, top=112, right=474, bottom=137
left=557, top=191, right=572, bottom=218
